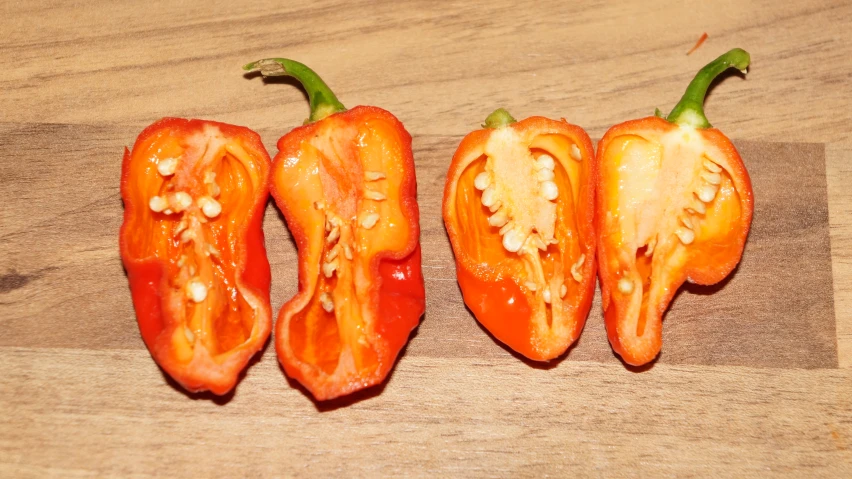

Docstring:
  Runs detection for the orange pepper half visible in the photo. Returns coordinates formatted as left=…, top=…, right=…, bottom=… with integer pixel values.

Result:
left=120, top=118, right=273, bottom=395
left=596, top=49, right=755, bottom=365
left=443, top=109, right=596, bottom=361
left=245, top=59, right=425, bottom=400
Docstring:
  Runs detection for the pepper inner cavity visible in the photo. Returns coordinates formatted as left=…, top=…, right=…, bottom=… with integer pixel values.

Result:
left=148, top=135, right=253, bottom=355
left=611, top=131, right=731, bottom=337
left=306, top=159, right=389, bottom=367
left=628, top=129, right=725, bottom=252
left=475, top=128, right=575, bottom=311
left=478, top=128, right=558, bottom=254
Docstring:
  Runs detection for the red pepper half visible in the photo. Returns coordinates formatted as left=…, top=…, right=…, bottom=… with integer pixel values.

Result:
left=443, top=109, right=596, bottom=361
left=596, top=49, right=754, bottom=366
left=120, top=118, right=273, bottom=394
left=244, top=59, right=425, bottom=400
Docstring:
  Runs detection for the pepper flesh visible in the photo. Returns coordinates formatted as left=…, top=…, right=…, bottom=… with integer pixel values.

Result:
left=120, top=118, right=273, bottom=394
left=596, top=49, right=754, bottom=366
left=443, top=110, right=596, bottom=361
left=245, top=58, right=425, bottom=400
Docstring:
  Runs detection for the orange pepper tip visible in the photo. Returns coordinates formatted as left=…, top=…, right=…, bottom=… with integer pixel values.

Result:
left=686, top=32, right=709, bottom=56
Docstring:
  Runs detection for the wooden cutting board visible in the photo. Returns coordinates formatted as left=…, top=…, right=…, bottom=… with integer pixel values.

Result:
left=2, top=0, right=852, bottom=476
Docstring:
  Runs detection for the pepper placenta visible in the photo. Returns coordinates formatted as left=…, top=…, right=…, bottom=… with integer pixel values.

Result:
left=244, top=58, right=425, bottom=400
left=443, top=109, right=596, bottom=361
left=120, top=118, right=273, bottom=394
left=596, top=49, right=754, bottom=366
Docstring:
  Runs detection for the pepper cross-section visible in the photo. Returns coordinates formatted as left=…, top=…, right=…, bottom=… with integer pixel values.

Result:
left=443, top=109, right=596, bottom=361
left=596, top=49, right=755, bottom=366
left=120, top=118, right=273, bottom=395
left=244, top=58, right=425, bottom=400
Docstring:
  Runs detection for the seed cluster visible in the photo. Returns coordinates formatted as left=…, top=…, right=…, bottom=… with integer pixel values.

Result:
left=474, top=143, right=586, bottom=308
left=322, top=212, right=344, bottom=280
left=314, top=168, right=388, bottom=314
left=148, top=155, right=225, bottom=306
left=617, top=158, right=726, bottom=298
left=676, top=158, right=723, bottom=247
left=475, top=153, right=561, bottom=255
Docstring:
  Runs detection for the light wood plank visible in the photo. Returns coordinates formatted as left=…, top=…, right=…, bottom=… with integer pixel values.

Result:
left=0, top=1, right=850, bottom=143
left=827, top=144, right=852, bottom=367
left=1, top=347, right=850, bottom=477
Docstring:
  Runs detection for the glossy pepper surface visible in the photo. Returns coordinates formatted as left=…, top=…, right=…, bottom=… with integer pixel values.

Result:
left=244, top=58, right=425, bottom=400
left=120, top=118, right=273, bottom=395
left=443, top=109, right=596, bottom=361
left=596, top=49, right=754, bottom=366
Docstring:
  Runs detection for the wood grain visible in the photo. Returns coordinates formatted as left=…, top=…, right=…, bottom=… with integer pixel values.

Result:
left=1, top=348, right=851, bottom=477
left=827, top=144, right=852, bottom=368
left=0, top=126, right=836, bottom=368
left=2, top=0, right=852, bottom=476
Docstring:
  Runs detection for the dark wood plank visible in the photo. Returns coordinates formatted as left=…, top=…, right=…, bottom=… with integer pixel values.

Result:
left=0, top=121, right=837, bottom=369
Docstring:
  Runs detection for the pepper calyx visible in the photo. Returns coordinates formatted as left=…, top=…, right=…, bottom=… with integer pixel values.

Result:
left=483, top=108, right=517, bottom=129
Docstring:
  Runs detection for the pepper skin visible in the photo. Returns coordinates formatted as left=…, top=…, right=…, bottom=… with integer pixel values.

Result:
left=596, top=49, right=754, bottom=366
left=120, top=118, right=273, bottom=395
left=244, top=59, right=425, bottom=400
left=443, top=109, right=596, bottom=361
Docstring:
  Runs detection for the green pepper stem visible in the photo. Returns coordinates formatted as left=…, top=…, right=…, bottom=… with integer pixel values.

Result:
left=483, top=108, right=517, bottom=129
left=243, top=58, right=346, bottom=123
left=666, top=48, right=750, bottom=129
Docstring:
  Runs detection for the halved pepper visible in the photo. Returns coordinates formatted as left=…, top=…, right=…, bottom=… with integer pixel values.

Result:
left=443, top=109, right=596, bottom=361
left=596, top=49, right=755, bottom=366
left=244, top=58, right=425, bottom=400
left=120, top=118, right=273, bottom=395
